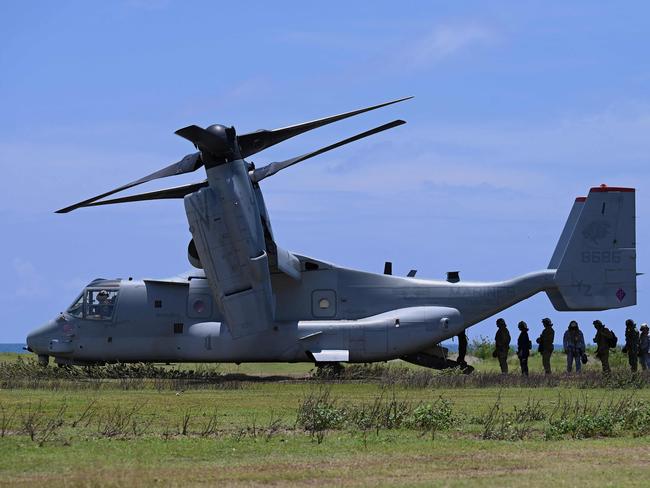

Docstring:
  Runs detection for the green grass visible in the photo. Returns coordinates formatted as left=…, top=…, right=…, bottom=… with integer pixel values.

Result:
left=2, top=384, right=650, bottom=486
left=1, top=352, right=649, bottom=487
left=3, top=435, right=650, bottom=487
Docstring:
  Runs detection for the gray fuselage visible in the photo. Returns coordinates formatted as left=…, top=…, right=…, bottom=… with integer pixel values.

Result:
left=27, top=254, right=555, bottom=365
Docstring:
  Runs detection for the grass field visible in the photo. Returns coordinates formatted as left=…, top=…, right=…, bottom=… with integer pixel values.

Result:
left=1, top=352, right=649, bottom=487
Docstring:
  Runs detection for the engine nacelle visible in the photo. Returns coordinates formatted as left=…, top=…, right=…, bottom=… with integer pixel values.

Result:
left=184, top=160, right=275, bottom=339
left=187, top=239, right=202, bottom=269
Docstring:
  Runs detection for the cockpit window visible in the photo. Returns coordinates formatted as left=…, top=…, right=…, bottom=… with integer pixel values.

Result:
left=67, top=293, right=84, bottom=318
left=85, top=289, right=118, bottom=320
left=66, top=286, right=120, bottom=320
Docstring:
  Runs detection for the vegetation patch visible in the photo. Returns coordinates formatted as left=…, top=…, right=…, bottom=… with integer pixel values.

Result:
left=545, top=395, right=650, bottom=440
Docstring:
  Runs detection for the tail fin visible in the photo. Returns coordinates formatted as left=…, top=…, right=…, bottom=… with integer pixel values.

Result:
left=548, top=196, right=586, bottom=269
left=547, top=185, right=636, bottom=311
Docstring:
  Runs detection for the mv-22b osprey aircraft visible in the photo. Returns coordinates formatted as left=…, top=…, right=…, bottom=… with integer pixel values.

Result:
left=27, top=97, right=637, bottom=371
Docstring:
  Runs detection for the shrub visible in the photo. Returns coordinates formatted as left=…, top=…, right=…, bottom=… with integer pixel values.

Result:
left=512, top=398, right=546, bottom=422
left=479, top=396, right=536, bottom=441
left=468, top=336, right=495, bottom=360
left=544, top=395, right=650, bottom=440
left=408, top=398, right=455, bottom=435
left=296, top=389, right=345, bottom=442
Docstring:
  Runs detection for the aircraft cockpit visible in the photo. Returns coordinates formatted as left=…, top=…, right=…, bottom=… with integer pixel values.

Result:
left=66, top=280, right=120, bottom=321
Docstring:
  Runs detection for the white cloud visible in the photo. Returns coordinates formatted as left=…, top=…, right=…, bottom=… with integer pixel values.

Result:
left=13, top=258, right=46, bottom=298
left=403, top=23, right=498, bottom=68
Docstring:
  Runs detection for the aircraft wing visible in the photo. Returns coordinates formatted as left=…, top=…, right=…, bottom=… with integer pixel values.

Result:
left=267, top=241, right=301, bottom=280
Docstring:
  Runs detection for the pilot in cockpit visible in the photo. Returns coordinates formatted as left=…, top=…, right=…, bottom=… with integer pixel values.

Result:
left=97, top=290, right=111, bottom=318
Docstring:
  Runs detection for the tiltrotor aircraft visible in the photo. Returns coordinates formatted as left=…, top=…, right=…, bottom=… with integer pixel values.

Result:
left=26, top=97, right=637, bottom=371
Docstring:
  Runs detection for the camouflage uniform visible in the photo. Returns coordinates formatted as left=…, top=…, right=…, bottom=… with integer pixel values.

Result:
left=563, top=321, right=585, bottom=373
left=494, top=318, right=511, bottom=374
left=516, top=321, right=532, bottom=376
left=622, top=319, right=639, bottom=372
left=536, top=318, right=555, bottom=374
left=593, top=320, right=613, bottom=374
left=640, top=325, right=650, bottom=371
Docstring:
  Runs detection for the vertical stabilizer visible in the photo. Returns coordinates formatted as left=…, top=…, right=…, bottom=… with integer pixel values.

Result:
left=548, top=186, right=636, bottom=311
left=548, top=197, right=586, bottom=269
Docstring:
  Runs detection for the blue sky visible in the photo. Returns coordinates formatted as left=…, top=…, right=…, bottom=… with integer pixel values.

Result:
left=1, top=1, right=648, bottom=343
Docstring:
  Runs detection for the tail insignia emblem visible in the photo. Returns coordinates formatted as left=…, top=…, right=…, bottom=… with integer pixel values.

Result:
left=582, top=220, right=611, bottom=246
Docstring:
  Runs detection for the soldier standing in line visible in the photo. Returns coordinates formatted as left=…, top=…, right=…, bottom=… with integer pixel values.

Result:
left=563, top=320, right=586, bottom=373
left=622, top=319, right=640, bottom=372
left=639, top=324, right=650, bottom=371
left=516, top=321, right=532, bottom=376
left=494, top=318, right=511, bottom=374
left=593, top=319, right=616, bottom=374
left=536, top=317, right=555, bottom=374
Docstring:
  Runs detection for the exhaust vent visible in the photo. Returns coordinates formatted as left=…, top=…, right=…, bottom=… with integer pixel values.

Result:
left=446, top=271, right=460, bottom=283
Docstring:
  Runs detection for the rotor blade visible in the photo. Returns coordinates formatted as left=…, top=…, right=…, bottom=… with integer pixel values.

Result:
left=407, top=270, right=417, bottom=277
left=55, top=153, right=202, bottom=213
left=238, top=96, right=413, bottom=158
left=251, top=119, right=406, bottom=183
left=84, top=181, right=208, bottom=207
left=175, top=125, right=228, bottom=154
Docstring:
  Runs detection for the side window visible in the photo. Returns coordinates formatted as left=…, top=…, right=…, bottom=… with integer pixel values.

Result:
left=187, top=293, right=212, bottom=319
left=85, top=289, right=119, bottom=320
left=67, top=293, right=84, bottom=318
left=312, top=290, right=336, bottom=318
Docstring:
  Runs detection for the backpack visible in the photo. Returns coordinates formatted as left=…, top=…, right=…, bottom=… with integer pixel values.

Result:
left=604, top=328, right=618, bottom=348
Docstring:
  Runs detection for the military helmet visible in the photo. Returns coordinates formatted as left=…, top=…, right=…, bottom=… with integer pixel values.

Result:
left=569, top=320, right=578, bottom=329
left=496, top=318, right=506, bottom=327
left=542, top=317, right=553, bottom=327
left=518, top=321, right=528, bottom=331
left=640, top=323, right=649, bottom=332
left=625, top=319, right=636, bottom=328
left=593, top=319, right=603, bottom=328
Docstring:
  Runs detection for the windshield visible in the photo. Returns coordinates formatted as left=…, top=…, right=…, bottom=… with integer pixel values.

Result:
left=67, top=293, right=84, bottom=318
left=66, top=288, right=119, bottom=320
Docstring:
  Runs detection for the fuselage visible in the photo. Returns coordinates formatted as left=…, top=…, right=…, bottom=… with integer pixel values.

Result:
left=27, top=254, right=556, bottom=365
